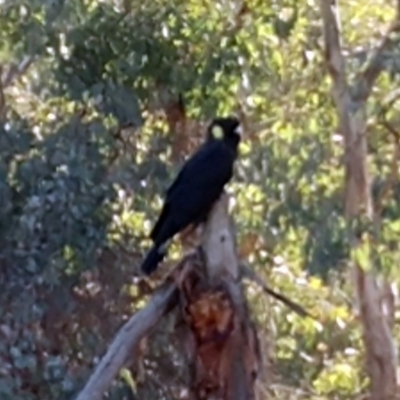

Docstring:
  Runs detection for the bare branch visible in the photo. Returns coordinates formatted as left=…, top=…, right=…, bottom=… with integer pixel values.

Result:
left=353, top=18, right=400, bottom=102
left=380, top=87, right=400, bottom=114
left=239, top=263, right=314, bottom=319
left=319, top=0, right=355, bottom=152
left=319, top=0, right=348, bottom=93
left=75, top=280, right=178, bottom=400
left=320, top=1, right=400, bottom=106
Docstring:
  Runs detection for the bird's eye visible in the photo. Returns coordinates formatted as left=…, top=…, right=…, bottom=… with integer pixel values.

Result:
left=211, top=125, right=224, bottom=139
left=234, top=124, right=243, bottom=137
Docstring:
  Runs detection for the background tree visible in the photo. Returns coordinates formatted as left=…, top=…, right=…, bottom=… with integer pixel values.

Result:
left=319, top=1, right=400, bottom=398
left=1, top=0, right=400, bottom=399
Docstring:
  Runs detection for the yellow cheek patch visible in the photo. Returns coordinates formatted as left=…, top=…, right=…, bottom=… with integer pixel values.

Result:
left=238, top=141, right=249, bottom=155
left=211, top=125, right=224, bottom=140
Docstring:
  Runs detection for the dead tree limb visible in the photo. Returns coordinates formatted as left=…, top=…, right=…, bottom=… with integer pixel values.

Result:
left=239, top=263, right=314, bottom=319
left=319, top=1, right=399, bottom=398
left=75, top=193, right=260, bottom=400
left=176, top=193, right=260, bottom=400
left=75, top=280, right=178, bottom=400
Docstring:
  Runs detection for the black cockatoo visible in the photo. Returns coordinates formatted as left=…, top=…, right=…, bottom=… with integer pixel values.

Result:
left=140, top=116, right=242, bottom=275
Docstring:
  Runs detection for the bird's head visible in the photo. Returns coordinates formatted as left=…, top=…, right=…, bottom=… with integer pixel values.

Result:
left=207, top=116, right=243, bottom=148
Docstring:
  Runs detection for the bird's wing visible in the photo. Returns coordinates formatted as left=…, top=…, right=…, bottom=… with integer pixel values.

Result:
left=150, top=144, right=215, bottom=242
left=150, top=141, right=235, bottom=243
left=166, top=141, right=232, bottom=198
left=149, top=201, right=170, bottom=242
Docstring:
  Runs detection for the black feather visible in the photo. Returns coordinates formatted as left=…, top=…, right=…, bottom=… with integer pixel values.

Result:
left=140, top=116, right=241, bottom=275
left=141, top=245, right=167, bottom=275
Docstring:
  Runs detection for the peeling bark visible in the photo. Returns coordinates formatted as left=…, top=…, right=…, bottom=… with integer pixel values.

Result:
left=175, top=193, right=260, bottom=400
left=176, top=254, right=260, bottom=400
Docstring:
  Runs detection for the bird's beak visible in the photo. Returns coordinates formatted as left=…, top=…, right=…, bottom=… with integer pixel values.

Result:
left=234, top=124, right=244, bottom=138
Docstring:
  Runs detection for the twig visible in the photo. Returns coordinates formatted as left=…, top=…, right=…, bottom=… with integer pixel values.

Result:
left=74, top=280, right=178, bottom=400
left=239, top=263, right=315, bottom=319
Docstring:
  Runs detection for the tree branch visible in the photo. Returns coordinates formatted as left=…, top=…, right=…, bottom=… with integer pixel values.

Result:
left=75, top=280, right=178, bottom=400
left=353, top=14, right=400, bottom=102
left=239, top=263, right=314, bottom=319
left=319, top=0, right=348, bottom=94
left=321, top=1, right=400, bottom=106
left=379, top=87, right=400, bottom=120
left=319, top=0, right=373, bottom=217
left=319, top=0, right=355, bottom=149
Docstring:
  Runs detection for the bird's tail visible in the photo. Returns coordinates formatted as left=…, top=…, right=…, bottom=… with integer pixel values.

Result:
left=140, top=245, right=166, bottom=275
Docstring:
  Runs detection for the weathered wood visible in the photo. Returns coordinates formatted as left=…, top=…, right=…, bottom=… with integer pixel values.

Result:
left=178, top=193, right=260, bottom=400
left=75, top=193, right=260, bottom=400
left=201, top=193, right=239, bottom=281
left=75, top=280, right=178, bottom=400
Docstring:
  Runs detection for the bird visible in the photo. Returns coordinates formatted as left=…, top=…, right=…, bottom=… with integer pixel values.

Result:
left=140, top=116, right=243, bottom=276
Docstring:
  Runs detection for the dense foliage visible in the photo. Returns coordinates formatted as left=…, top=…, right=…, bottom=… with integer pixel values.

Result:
left=0, top=0, right=399, bottom=399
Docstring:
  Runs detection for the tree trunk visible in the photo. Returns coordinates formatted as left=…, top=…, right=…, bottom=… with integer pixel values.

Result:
left=319, top=1, right=399, bottom=398
left=175, top=193, right=261, bottom=400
